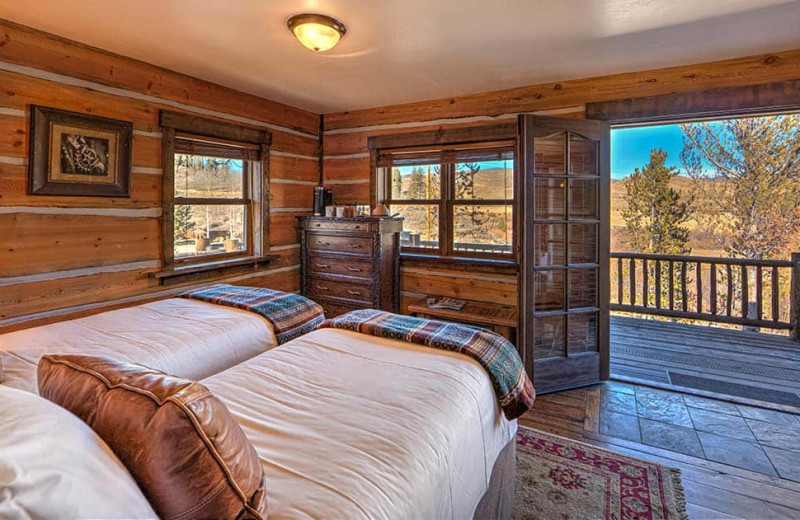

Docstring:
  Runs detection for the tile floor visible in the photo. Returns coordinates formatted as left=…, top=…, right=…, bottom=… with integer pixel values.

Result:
left=597, top=382, right=800, bottom=482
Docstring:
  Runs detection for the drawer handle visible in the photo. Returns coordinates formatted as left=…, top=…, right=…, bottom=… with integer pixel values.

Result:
left=316, top=241, right=330, bottom=246
left=347, top=267, right=362, bottom=272
left=348, top=290, right=361, bottom=296
left=316, top=284, right=329, bottom=291
left=349, top=243, right=362, bottom=249
left=316, top=264, right=330, bottom=269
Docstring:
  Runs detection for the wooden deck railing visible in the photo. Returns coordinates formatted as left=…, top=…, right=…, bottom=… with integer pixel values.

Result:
left=610, top=252, right=800, bottom=340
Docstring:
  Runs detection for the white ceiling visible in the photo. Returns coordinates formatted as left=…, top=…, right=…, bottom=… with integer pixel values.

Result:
left=1, top=0, right=799, bottom=114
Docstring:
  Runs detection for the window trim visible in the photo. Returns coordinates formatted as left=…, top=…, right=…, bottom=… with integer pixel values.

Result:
left=159, top=110, right=272, bottom=276
left=370, top=123, right=518, bottom=261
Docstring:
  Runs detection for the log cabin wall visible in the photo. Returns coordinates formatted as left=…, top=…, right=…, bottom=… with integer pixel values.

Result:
left=0, top=20, right=320, bottom=331
left=321, top=48, right=800, bottom=314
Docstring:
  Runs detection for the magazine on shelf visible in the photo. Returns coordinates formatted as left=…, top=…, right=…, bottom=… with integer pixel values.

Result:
left=426, top=296, right=466, bottom=311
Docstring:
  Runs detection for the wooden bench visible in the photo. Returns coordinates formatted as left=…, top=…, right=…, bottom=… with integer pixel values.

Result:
left=407, top=296, right=518, bottom=344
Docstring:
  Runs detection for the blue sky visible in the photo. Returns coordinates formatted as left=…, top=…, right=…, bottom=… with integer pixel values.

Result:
left=611, top=123, right=686, bottom=180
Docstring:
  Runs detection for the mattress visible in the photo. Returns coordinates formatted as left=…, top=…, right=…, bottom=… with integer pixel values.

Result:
left=0, top=298, right=276, bottom=393
left=204, top=328, right=516, bottom=520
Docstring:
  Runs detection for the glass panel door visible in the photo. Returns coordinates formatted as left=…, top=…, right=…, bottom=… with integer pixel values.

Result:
left=519, top=115, right=610, bottom=393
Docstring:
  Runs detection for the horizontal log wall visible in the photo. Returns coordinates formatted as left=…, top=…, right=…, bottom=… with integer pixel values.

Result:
left=0, top=20, right=319, bottom=330
left=322, top=48, right=800, bottom=309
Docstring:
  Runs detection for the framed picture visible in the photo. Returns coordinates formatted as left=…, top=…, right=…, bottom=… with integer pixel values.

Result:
left=29, top=105, right=132, bottom=197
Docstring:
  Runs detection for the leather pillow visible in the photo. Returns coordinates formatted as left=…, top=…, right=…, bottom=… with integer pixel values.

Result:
left=38, top=355, right=267, bottom=520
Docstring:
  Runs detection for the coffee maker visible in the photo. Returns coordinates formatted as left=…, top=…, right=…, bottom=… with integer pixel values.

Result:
left=313, top=187, right=333, bottom=216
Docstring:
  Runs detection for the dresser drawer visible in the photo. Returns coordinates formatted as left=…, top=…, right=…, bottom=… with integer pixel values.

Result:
left=308, top=255, right=372, bottom=279
left=317, top=299, right=370, bottom=318
left=307, top=277, right=372, bottom=304
left=306, top=220, right=371, bottom=232
left=307, top=234, right=372, bottom=255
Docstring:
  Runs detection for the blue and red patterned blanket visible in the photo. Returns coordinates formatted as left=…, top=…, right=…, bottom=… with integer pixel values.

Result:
left=318, top=309, right=535, bottom=420
left=180, top=284, right=324, bottom=345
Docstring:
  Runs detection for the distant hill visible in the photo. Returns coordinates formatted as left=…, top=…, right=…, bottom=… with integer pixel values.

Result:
left=611, top=175, right=729, bottom=256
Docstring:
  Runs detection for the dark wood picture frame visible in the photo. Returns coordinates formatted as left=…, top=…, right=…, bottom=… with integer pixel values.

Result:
left=29, top=105, right=132, bottom=197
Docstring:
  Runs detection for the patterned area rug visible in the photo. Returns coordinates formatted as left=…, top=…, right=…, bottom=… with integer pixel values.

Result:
left=513, top=426, right=688, bottom=520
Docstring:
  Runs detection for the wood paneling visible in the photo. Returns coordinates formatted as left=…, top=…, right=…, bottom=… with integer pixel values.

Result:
left=0, top=268, right=159, bottom=320
left=325, top=49, right=800, bottom=130
left=323, top=112, right=584, bottom=157
left=131, top=134, right=162, bottom=169
left=1, top=213, right=160, bottom=277
left=246, top=267, right=301, bottom=294
left=270, top=183, right=315, bottom=209
left=401, top=267, right=517, bottom=305
left=271, top=155, right=319, bottom=182
left=269, top=212, right=308, bottom=246
left=322, top=157, right=370, bottom=182
left=0, top=25, right=317, bottom=326
left=327, top=182, right=371, bottom=205
left=0, top=165, right=161, bottom=208
left=0, top=113, right=27, bottom=156
left=0, top=69, right=159, bottom=130
left=272, top=129, right=320, bottom=157
left=0, top=18, right=319, bottom=135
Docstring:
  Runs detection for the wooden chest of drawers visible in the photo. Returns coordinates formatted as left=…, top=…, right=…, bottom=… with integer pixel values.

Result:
left=298, top=216, right=403, bottom=318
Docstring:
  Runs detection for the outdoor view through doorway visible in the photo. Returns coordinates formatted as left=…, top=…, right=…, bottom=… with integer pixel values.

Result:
left=608, top=113, right=800, bottom=409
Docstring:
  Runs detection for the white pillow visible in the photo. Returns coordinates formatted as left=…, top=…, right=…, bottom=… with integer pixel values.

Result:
left=0, top=385, right=157, bottom=519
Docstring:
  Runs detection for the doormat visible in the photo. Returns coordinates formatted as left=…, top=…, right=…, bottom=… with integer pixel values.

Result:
left=668, top=372, right=800, bottom=407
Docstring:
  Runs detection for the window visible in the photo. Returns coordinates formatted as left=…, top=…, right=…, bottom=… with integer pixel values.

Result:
left=173, top=139, right=257, bottom=263
left=160, top=111, right=270, bottom=273
left=378, top=142, right=515, bottom=258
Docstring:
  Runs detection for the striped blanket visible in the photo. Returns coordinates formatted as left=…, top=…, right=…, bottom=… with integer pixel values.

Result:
left=318, top=309, right=535, bottom=420
left=180, top=284, right=324, bottom=344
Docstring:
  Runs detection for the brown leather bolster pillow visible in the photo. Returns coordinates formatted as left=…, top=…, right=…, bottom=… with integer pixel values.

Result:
left=37, top=355, right=267, bottom=520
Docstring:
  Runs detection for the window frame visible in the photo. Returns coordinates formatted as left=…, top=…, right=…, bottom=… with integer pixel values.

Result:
left=370, top=124, right=519, bottom=261
left=159, top=110, right=271, bottom=275
left=172, top=140, right=254, bottom=266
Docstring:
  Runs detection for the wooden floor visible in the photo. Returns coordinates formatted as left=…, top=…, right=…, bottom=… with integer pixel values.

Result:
left=610, top=315, right=800, bottom=409
left=521, top=382, right=800, bottom=519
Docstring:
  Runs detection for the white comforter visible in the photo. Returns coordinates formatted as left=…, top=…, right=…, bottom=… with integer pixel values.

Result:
left=0, top=298, right=276, bottom=393
left=204, top=328, right=516, bottom=520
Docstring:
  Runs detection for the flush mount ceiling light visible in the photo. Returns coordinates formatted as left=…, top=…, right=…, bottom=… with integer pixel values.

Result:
left=287, top=13, right=346, bottom=52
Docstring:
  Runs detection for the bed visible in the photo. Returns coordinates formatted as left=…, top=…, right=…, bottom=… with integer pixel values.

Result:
left=0, top=297, right=276, bottom=393
left=2, top=293, right=523, bottom=519
left=202, top=327, right=517, bottom=519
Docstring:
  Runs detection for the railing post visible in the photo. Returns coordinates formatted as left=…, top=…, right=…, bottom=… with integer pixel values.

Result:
left=792, top=252, right=800, bottom=342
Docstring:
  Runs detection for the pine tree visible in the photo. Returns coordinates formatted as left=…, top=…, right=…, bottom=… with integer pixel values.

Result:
left=406, top=166, right=428, bottom=199
left=391, top=168, right=403, bottom=198
left=174, top=204, right=194, bottom=239
left=621, top=148, right=693, bottom=255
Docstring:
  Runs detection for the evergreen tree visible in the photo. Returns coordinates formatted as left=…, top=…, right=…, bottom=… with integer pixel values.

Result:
left=391, top=168, right=403, bottom=198
left=621, top=148, right=693, bottom=255
left=174, top=204, right=194, bottom=239
left=406, top=166, right=428, bottom=199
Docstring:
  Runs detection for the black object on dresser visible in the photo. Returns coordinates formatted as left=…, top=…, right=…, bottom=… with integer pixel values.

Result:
left=298, top=216, right=403, bottom=318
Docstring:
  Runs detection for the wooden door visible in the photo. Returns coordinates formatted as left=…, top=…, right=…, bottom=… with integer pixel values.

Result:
left=518, top=115, right=610, bottom=394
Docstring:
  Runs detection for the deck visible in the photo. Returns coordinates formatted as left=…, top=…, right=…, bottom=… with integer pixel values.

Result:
left=610, top=315, right=800, bottom=410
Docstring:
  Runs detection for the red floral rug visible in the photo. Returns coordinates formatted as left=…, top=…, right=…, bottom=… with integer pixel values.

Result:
left=513, top=426, right=688, bottom=520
